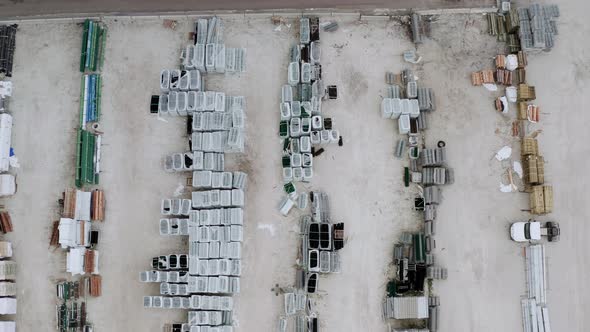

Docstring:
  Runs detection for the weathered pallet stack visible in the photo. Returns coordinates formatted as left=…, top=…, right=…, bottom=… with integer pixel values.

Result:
left=488, top=4, right=559, bottom=52
left=0, top=211, right=12, bottom=233
left=88, top=275, right=102, bottom=297
left=521, top=137, right=553, bottom=214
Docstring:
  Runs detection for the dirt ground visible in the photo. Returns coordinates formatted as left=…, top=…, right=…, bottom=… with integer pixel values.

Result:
left=2, top=0, right=589, bottom=331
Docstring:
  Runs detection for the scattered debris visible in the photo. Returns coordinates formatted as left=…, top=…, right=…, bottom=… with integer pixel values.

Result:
left=321, top=21, right=338, bottom=32
left=495, top=146, right=512, bottom=161
left=162, top=19, right=178, bottom=30
left=403, top=50, right=422, bottom=64
left=257, top=224, right=276, bottom=236
left=483, top=83, right=498, bottom=91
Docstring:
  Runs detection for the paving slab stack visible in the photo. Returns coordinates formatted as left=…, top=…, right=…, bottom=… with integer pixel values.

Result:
left=142, top=17, right=248, bottom=332
left=280, top=17, right=340, bottom=185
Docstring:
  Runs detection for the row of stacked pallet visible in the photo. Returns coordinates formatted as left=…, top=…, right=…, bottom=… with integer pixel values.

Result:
left=51, top=188, right=105, bottom=332
left=0, top=24, right=18, bottom=332
left=380, top=62, right=451, bottom=330
left=46, top=20, right=108, bottom=332
left=141, top=17, right=247, bottom=332
left=478, top=4, right=559, bottom=332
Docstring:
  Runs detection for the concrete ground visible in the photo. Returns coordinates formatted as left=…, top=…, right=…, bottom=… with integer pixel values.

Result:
left=2, top=0, right=589, bottom=331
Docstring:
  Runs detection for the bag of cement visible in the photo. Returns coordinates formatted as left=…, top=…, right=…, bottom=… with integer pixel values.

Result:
left=506, top=54, right=518, bottom=71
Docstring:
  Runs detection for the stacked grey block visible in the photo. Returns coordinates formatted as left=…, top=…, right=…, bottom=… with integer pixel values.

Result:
left=281, top=17, right=341, bottom=183
left=190, top=17, right=246, bottom=73
left=380, top=69, right=435, bottom=136
left=142, top=17, right=249, bottom=332
left=518, top=4, right=559, bottom=51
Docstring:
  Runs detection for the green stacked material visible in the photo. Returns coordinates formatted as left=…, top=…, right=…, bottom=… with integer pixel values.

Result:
left=76, top=129, right=99, bottom=187
left=76, top=19, right=105, bottom=187
left=387, top=280, right=397, bottom=297
left=413, top=233, right=426, bottom=264
left=80, top=19, right=107, bottom=73
left=404, top=167, right=410, bottom=187
left=282, top=155, right=291, bottom=167
left=57, top=301, right=86, bottom=332
left=279, top=121, right=289, bottom=138
left=284, top=182, right=296, bottom=194
left=79, top=74, right=102, bottom=125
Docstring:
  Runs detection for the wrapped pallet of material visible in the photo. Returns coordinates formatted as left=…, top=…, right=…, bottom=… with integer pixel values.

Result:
left=0, top=242, right=11, bottom=258
left=0, top=282, right=16, bottom=296
left=288, top=62, right=300, bottom=86
left=0, top=261, right=16, bottom=280
left=0, top=321, right=15, bottom=332
left=0, top=298, right=16, bottom=314
left=523, top=155, right=544, bottom=185
left=530, top=185, right=552, bottom=214
left=517, top=102, right=528, bottom=120
left=398, top=115, right=410, bottom=134
left=543, top=185, right=553, bottom=213
left=0, top=114, right=12, bottom=173
left=0, top=174, right=15, bottom=197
